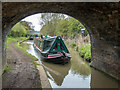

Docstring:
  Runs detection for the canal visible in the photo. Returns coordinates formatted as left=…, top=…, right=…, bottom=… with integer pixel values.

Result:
left=21, top=40, right=119, bottom=88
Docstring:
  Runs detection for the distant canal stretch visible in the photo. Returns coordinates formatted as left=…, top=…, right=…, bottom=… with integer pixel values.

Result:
left=21, top=40, right=119, bottom=88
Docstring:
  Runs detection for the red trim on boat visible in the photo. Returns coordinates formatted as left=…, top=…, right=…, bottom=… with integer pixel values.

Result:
left=48, top=54, right=62, bottom=58
left=65, top=53, right=71, bottom=57
left=34, top=44, right=43, bottom=51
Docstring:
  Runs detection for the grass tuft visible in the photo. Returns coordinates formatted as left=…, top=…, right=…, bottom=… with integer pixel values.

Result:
left=3, top=65, right=12, bottom=73
left=6, top=37, right=28, bottom=49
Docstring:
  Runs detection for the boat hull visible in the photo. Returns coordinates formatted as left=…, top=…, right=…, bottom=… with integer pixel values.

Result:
left=33, top=44, right=71, bottom=64
left=42, top=56, right=71, bottom=64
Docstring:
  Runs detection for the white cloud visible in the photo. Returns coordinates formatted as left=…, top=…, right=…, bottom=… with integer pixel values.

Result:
left=21, top=13, right=42, bottom=31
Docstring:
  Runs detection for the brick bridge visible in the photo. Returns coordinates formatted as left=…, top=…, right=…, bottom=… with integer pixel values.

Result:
left=2, top=2, right=119, bottom=80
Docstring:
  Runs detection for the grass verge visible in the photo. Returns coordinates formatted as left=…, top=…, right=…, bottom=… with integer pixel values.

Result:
left=15, top=41, right=38, bottom=61
left=6, top=37, right=28, bottom=49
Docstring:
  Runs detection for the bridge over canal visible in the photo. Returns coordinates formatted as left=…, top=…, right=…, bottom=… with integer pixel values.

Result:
left=1, top=2, right=119, bottom=80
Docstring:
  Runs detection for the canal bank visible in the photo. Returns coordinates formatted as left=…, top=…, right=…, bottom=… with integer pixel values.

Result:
left=2, top=38, right=51, bottom=88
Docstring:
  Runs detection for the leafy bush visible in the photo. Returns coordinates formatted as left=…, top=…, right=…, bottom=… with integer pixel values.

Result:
left=71, top=43, right=77, bottom=47
left=79, top=48, right=85, bottom=56
left=79, top=44, right=91, bottom=61
left=84, top=50, right=91, bottom=60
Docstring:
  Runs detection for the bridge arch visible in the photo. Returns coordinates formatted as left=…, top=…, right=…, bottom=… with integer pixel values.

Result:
left=2, top=2, right=119, bottom=80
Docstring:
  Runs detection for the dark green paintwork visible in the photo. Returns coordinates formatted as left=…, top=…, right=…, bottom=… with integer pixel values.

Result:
left=49, top=36, right=69, bottom=53
left=34, top=36, right=70, bottom=57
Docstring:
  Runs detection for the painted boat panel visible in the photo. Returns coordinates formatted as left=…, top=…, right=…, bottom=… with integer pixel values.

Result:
left=33, top=36, right=71, bottom=64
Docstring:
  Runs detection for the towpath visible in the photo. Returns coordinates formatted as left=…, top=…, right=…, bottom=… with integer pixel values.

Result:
left=2, top=41, right=41, bottom=88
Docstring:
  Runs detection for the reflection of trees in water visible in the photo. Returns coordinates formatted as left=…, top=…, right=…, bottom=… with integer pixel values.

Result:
left=71, top=60, right=91, bottom=76
left=70, top=48, right=91, bottom=77
left=32, top=47, right=70, bottom=86
left=42, top=62, right=71, bottom=86
left=71, top=70, right=89, bottom=79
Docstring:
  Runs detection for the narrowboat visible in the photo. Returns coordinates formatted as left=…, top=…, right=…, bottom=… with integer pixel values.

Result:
left=33, top=36, right=71, bottom=64
left=29, top=35, right=33, bottom=40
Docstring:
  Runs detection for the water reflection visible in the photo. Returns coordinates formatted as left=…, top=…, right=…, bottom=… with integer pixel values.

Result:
left=25, top=40, right=91, bottom=88
left=69, top=47, right=91, bottom=76
left=22, top=40, right=119, bottom=88
left=33, top=45, right=71, bottom=86
left=42, top=62, right=71, bottom=86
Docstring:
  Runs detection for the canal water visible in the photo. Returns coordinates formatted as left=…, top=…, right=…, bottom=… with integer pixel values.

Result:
left=21, top=40, right=119, bottom=88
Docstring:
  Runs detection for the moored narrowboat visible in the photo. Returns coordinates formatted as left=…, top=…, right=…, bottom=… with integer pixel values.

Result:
left=29, top=35, right=33, bottom=40
left=33, top=36, right=71, bottom=64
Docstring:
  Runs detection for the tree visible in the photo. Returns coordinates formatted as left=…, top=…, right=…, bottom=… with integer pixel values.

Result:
left=20, top=21, right=34, bottom=31
left=40, top=13, right=88, bottom=38
left=8, top=22, right=30, bottom=37
left=40, top=13, right=66, bottom=36
left=55, top=19, right=69, bottom=38
left=67, top=17, right=85, bottom=38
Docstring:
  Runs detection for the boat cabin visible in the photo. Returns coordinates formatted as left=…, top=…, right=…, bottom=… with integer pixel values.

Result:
left=34, top=36, right=69, bottom=53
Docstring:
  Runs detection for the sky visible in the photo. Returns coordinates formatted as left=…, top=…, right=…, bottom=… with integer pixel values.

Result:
left=21, top=13, right=69, bottom=31
left=21, top=13, right=42, bottom=31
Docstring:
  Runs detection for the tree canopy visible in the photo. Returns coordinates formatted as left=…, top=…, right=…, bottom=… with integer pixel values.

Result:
left=8, top=21, right=32, bottom=37
left=40, top=13, right=88, bottom=38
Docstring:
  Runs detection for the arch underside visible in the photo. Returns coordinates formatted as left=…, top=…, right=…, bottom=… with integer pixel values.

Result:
left=2, top=2, right=119, bottom=80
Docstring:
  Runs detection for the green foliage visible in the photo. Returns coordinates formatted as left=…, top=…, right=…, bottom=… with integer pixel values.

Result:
left=4, top=65, right=12, bottom=73
left=40, top=13, right=65, bottom=36
left=71, top=43, right=77, bottom=47
left=55, top=19, right=69, bottom=37
left=40, top=14, right=88, bottom=38
left=20, top=21, right=34, bottom=31
left=8, top=22, right=30, bottom=37
left=67, top=17, right=84, bottom=38
left=40, top=22, right=56, bottom=36
left=79, top=44, right=91, bottom=61
left=84, top=51, right=91, bottom=60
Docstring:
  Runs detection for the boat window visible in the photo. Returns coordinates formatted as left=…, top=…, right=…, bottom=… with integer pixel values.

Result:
left=44, top=40, right=53, bottom=51
left=37, top=39, right=39, bottom=46
left=34, top=39, right=37, bottom=45
left=38, top=40, right=40, bottom=47
left=40, top=41, right=43, bottom=49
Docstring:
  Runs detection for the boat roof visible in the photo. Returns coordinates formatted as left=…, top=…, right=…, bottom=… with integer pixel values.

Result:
left=44, top=37, right=56, bottom=41
left=34, top=36, right=61, bottom=42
